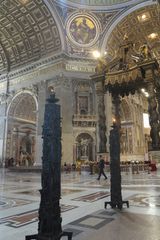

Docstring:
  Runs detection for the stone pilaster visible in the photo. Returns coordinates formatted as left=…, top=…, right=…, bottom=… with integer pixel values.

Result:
left=60, top=77, right=74, bottom=164
left=95, top=77, right=107, bottom=153
left=35, top=81, right=47, bottom=166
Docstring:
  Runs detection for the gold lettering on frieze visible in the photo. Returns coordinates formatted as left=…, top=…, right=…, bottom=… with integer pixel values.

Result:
left=66, top=64, right=95, bottom=73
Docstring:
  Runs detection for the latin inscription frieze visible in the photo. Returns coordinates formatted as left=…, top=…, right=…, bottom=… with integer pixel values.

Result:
left=66, top=63, right=95, bottom=73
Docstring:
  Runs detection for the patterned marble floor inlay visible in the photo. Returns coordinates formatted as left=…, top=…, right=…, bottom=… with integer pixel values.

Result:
left=0, top=209, right=38, bottom=228
left=127, top=193, right=160, bottom=207
left=72, top=191, right=110, bottom=202
left=0, top=204, right=78, bottom=228
left=63, top=228, right=83, bottom=237
left=0, top=197, right=34, bottom=210
left=122, top=186, right=160, bottom=191
left=1, top=169, right=160, bottom=240
left=16, top=188, right=83, bottom=196
left=69, top=215, right=114, bottom=229
left=98, top=210, right=116, bottom=216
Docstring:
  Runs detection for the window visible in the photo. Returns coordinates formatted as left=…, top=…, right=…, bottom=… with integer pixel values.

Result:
left=143, top=113, right=150, bottom=128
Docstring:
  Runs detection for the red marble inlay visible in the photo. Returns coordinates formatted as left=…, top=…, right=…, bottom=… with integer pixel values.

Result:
left=72, top=191, right=110, bottom=202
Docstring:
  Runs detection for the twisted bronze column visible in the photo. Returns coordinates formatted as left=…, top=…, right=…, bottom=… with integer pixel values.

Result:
left=147, top=81, right=160, bottom=150
left=97, top=93, right=107, bottom=153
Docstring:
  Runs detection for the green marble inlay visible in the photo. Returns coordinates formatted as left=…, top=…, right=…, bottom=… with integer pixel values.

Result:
left=67, top=0, right=130, bottom=6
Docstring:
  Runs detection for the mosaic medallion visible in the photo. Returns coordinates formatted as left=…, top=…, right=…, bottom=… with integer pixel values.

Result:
left=66, top=14, right=100, bottom=47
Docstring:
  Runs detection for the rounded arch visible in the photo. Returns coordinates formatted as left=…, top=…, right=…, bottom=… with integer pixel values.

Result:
left=5, top=90, right=38, bottom=167
left=74, top=130, right=95, bottom=141
left=76, top=132, right=94, bottom=141
left=7, top=90, right=38, bottom=118
left=101, top=1, right=156, bottom=53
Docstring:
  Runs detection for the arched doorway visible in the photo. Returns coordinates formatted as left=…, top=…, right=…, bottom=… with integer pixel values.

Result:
left=6, top=91, right=38, bottom=167
left=75, top=133, right=95, bottom=162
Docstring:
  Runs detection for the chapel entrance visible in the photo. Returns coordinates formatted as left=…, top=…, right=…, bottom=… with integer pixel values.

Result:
left=6, top=91, right=37, bottom=167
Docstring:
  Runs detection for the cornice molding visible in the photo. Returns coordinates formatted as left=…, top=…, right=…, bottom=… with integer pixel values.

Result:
left=0, top=53, right=97, bottom=92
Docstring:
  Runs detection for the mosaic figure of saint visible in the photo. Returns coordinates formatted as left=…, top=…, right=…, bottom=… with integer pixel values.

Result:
left=70, top=16, right=96, bottom=45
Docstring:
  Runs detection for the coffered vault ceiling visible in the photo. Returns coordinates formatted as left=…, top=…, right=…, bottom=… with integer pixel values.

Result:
left=107, top=4, right=160, bottom=61
left=0, top=0, right=61, bottom=73
left=0, top=0, right=159, bottom=75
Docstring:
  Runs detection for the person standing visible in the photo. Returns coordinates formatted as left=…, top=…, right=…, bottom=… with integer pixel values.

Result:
left=97, top=155, right=107, bottom=180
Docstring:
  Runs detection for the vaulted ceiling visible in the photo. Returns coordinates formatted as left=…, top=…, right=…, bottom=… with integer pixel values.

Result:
left=0, top=0, right=61, bottom=74
left=0, top=0, right=159, bottom=75
left=107, top=4, right=160, bottom=62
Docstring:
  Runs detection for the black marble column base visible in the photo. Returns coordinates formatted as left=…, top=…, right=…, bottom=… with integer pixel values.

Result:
left=104, top=200, right=129, bottom=210
left=25, top=231, right=73, bottom=240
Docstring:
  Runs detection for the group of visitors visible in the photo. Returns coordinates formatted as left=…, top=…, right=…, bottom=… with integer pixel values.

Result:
left=63, top=155, right=108, bottom=180
left=63, top=162, right=76, bottom=173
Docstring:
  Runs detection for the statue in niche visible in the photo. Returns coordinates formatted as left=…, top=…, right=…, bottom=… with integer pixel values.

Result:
left=80, top=139, right=89, bottom=157
left=76, top=136, right=93, bottom=161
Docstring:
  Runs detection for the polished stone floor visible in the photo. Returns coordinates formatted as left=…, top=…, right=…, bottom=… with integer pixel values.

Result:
left=0, top=168, right=160, bottom=240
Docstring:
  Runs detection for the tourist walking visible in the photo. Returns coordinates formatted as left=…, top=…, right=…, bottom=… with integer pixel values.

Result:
left=97, top=155, right=107, bottom=180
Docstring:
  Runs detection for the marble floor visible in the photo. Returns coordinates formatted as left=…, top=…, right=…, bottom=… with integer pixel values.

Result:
left=0, top=168, right=160, bottom=240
